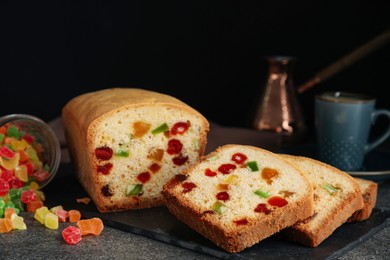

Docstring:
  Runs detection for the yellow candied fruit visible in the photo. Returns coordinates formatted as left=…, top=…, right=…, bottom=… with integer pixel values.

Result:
left=44, top=212, right=58, bottom=229
left=34, top=206, right=50, bottom=224
left=34, top=190, right=46, bottom=201
left=0, top=153, right=20, bottom=170
left=224, top=174, right=239, bottom=184
left=10, top=139, right=29, bottom=151
left=11, top=213, right=27, bottom=230
left=29, top=181, right=40, bottom=190
left=15, top=165, right=28, bottom=182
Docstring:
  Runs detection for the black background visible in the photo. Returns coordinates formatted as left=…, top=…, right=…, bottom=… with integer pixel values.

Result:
left=1, top=1, right=389, bottom=143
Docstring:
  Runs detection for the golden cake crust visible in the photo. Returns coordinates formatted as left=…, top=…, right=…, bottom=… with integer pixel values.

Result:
left=279, top=154, right=364, bottom=247
left=162, top=144, right=315, bottom=253
left=62, top=88, right=210, bottom=212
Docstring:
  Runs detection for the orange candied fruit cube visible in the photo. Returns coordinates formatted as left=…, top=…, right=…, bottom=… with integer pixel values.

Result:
left=0, top=218, right=13, bottom=233
left=27, top=200, right=44, bottom=213
left=4, top=208, right=17, bottom=219
left=76, top=217, right=104, bottom=236
left=68, top=209, right=81, bottom=223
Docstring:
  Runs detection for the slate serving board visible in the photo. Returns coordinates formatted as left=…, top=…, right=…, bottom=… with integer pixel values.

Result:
left=44, top=163, right=390, bottom=260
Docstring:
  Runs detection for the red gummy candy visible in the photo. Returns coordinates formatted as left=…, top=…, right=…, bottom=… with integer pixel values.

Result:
left=21, top=189, right=38, bottom=203
left=0, top=178, right=10, bottom=196
left=0, top=146, right=15, bottom=159
left=62, top=226, right=82, bottom=245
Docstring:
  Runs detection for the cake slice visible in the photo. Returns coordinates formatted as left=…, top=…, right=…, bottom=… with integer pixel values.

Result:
left=278, top=154, right=364, bottom=247
left=162, top=144, right=314, bottom=253
left=347, top=177, right=378, bottom=222
left=62, top=88, right=209, bottom=212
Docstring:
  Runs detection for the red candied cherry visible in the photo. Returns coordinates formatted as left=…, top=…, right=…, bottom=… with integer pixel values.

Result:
left=218, top=164, right=236, bottom=174
left=231, top=153, right=247, bottom=164
left=254, top=203, right=271, bottom=214
left=268, top=196, right=288, bottom=207
left=95, top=147, right=113, bottom=160
left=171, top=122, right=190, bottom=135
left=97, top=163, right=113, bottom=175
left=137, top=172, right=151, bottom=183
left=167, top=139, right=183, bottom=155
left=233, top=218, right=248, bottom=225
left=204, top=168, right=217, bottom=177
left=182, top=182, right=196, bottom=193
left=216, top=191, right=229, bottom=201
left=172, top=154, right=188, bottom=166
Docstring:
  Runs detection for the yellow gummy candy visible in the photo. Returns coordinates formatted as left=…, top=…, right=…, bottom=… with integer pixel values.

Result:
left=11, top=213, right=27, bottom=230
left=0, top=153, right=20, bottom=170
left=29, top=181, right=40, bottom=190
left=44, top=212, right=58, bottom=229
left=15, top=165, right=28, bottom=182
left=34, top=206, right=50, bottom=224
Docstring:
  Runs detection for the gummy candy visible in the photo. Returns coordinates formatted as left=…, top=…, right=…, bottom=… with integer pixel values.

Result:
left=0, top=218, right=13, bottom=233
left=0, top=123, right=51, bottom=195
left=68, top=209, right=81, bottom=223
left=21, top=189, right=37, bottom=204
left=4, top=207, right=16, bottom=219
left=34, top=206, right=50, bottom=224
left=62, top=226, right=82, bottom=245
left=44, top=212, right=58, bottom=229
left=76, top=217, right=104, bottom=236
left=53, top=208, right=68, bottom=223
left=10, top=213, right=27, bottom=230
left=27, top=200, right=44, bottom=213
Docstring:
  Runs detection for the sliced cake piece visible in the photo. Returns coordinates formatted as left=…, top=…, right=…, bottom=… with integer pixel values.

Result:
left=279, top=154, right=364, bottom=247
left=347, top=177, right=378, bottom=222
left=62, top=88, right=209, bottom=212
left=162, top=144, right=314, bottom=253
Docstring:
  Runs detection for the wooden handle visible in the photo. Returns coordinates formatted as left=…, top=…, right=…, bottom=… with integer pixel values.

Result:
left=298, top=29, right=390, bottom=94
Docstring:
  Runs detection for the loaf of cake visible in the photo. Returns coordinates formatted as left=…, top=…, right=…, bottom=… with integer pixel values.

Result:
left=347, top=177, right=378, bottom=222
left=62, top=88, right=210, bottom=212
left=278, top=154, right=364, bottom=247
left=162, top=144, right=315, bottom=253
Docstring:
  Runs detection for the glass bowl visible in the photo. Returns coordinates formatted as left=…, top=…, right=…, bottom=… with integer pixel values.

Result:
left=0, top=114, right=61, bottom=189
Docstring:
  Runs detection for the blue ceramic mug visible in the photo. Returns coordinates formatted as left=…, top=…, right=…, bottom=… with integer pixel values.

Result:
left=315, top=91, right=390, bottom=171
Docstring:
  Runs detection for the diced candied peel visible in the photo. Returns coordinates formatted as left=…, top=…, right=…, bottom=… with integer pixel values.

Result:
left=44, top=212, right=59, bottom=229
left=0, top=218, right=13, bottom=233
left=68, top=209, right=81, bottom=223
left=11, top=213, right=27, bottom=230
left=27, top=200, right=44, bottom=213
left=4, top=207, right=17, bottom=219
left=76, top=217, right=104, bottom=236
left=34, top=206, right=50, bottom=224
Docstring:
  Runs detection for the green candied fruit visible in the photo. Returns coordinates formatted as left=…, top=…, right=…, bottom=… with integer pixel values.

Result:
left=254, top=189, right=270, bottom=198
left=246, top=161, right=259, bottom=172
left=7, top=125, right=21, bottom=139
left=212, top=201, right=227, bottom=215
left=193, top=139, right=199, bottom=150
left=115, top=149, right=129, bottom=157
left=10, top=199, right=23, bottom=212
left=321, top=183, right=338, bottom=195
left=151, top=123, right=169, bottom=135
left=0, top=133, right=4, bottom=144
left=126, top=184, right=143, bottom=196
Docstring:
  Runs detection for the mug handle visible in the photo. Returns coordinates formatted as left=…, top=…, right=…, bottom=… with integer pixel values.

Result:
left=366, top=109, right=390, bottom=153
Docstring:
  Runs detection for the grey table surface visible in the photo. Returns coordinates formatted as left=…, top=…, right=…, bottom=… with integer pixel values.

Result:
left=1, top=120, right=390, bottom=259
left=1, top=171, right=389, bottom=260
